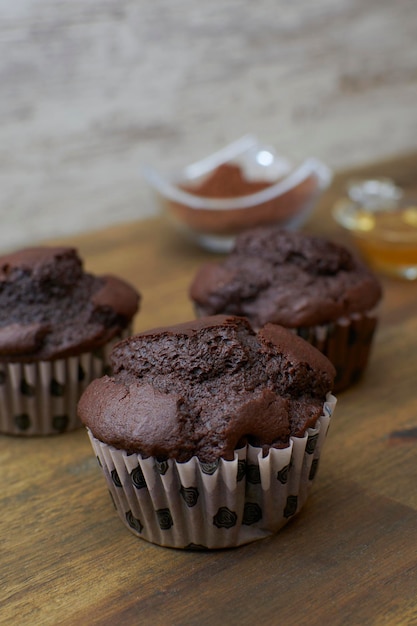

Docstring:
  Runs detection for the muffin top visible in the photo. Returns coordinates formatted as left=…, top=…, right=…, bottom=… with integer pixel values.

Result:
left=78, top=314, right=335, bottom=462
left=0, top=246, right=140, bottom=362
left=190, top=227, right=382, bottom=329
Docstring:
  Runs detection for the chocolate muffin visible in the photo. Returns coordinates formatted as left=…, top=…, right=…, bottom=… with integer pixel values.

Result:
left=190, top=227, right=382, bottom=392
left=0, top=246, right=140, bottom=435
left=79, top=315, right=337, bottom=549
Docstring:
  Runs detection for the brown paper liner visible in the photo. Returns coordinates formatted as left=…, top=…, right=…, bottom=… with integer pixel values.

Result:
left=87, top=394, right=336, bottom=550
left=295, top=310, right=378, bottom=393
left=0, top=327, right=132, bottom=436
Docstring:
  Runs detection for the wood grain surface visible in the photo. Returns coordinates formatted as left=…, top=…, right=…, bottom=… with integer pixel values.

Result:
left=2, top=153, right=417, bottom=626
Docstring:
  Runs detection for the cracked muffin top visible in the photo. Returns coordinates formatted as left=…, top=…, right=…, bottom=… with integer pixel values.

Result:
left=190, top=227, right=382, bottom=329
left=0, top=246, right=140, bottom=362
left=78, top=314, right=335, bottom=462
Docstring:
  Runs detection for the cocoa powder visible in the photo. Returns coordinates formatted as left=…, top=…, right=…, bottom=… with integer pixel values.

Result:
left=180, top=163, right=272, bottom=198
left=168, top=162, right=319, bottom=236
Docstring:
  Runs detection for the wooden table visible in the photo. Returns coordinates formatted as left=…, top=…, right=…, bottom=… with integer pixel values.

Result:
left=2, top=153, right=417, bottom=626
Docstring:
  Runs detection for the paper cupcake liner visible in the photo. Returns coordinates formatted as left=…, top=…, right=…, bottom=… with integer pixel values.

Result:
left=295, top=311, right=378, bottom=392
left=87, top=393, right=336, bottom=550
left=0, top=327, right=132, bottom=436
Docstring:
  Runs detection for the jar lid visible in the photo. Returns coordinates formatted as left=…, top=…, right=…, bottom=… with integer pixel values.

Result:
left=346, top=178, right=403, bottom=212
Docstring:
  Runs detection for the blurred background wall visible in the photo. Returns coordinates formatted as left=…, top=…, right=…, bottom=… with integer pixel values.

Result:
left=1, top=0, right=416, bottom=251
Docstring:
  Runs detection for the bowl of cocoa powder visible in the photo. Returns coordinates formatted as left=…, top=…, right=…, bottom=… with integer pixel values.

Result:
left=143, top=135, right=332, bottom=253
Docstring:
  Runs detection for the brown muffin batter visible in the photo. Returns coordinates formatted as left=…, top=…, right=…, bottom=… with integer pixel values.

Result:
left=190, top=227, right=382, bottom=329
left=0, top=247, right=140, bottom=361
left=79, top=315, right=335, bottom=462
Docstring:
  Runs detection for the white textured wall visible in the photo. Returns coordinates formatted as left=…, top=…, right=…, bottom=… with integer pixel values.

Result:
left=1, top=0, right=416, bottom=250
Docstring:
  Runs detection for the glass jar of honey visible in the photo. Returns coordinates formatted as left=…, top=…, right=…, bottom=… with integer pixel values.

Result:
left=333, top=178, right=417, bottom=280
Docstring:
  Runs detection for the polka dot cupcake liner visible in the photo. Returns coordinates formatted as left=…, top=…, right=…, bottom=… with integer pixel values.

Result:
left=294, top=311, right=378, bottom=393
left=87, top=393, right=337, bottom=550
left=0, top=327, right=132, bottom=436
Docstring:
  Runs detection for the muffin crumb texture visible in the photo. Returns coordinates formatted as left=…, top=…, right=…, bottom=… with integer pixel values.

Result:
left=190, top=227, right=382, bottom=329
left=0, top=247, right=140, bottom=361
left=79, top=315, right=335, bottom=462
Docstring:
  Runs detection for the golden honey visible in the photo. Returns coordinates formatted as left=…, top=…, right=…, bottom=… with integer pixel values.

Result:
left=333, top=179, right=417, bottom=280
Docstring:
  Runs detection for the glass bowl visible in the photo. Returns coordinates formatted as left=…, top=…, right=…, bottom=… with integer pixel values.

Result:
left=142, top=135, right=332, bottom=253
left=333, top=178, right=417, bottom=280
